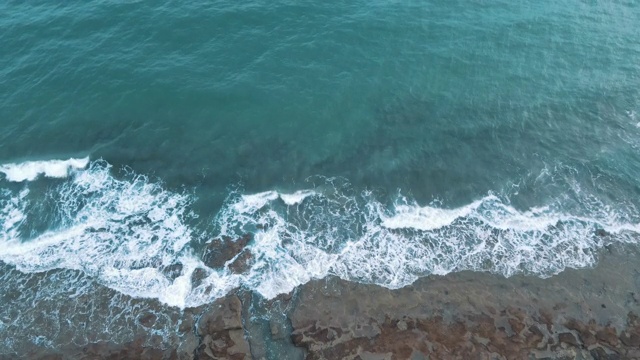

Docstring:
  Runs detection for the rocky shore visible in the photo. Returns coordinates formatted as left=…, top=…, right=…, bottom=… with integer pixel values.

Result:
left=7, top=242, right=640, bottom=360
left=289, top=245, right=640, bottom=360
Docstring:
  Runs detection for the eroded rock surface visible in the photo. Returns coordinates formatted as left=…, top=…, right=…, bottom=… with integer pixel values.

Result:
left=17, top=244, right=640, bottom=360
left=290, top=244, right=640, bottom=359
left=194, top=295, right=251, bottom=360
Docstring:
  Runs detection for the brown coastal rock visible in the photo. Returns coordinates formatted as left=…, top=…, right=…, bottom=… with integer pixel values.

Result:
left=202, top=234, right=252, bottom=269
left=227, top=249, right=254, bottom=274
left=289, top=244, right=640, bottom=359
left=195, top=295, right=251, bottom=360
left=22, top=243, right=640, bottom=360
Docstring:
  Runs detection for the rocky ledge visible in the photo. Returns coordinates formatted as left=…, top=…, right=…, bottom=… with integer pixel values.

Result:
left=289, top=244, right=640, bottom=359
left=16, top=244, right=640, bottom=360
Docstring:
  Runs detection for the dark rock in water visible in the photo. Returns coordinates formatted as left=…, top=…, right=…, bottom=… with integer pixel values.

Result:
left=558, top=332, right=579, bottom=347
left=595, top=228, right=611, bottom=237
left=227, top=250, right=254, bottom=274
left=137, top=313, right=157, bottom=328
left=596, top=326, right=619, bottom=347
left=178, top=312, right=195, bottom=335
left=619, top=314, right=640, bottom=348
left=620, top=331, right=640, bottom=347
left=508, top=316, right=526, bottom=334
left=202, top=234, right=252, bottom=269
left=191, top=268, right=209, bottom=288
left=161, top=263, right=183, bottom=280
left=275, top=290, right=293, bottom=303
left=73, top=337, right=176, bottom=360
left=270, top=320, right=285, bottom=340
left=589, top=347, right=618, bottom=360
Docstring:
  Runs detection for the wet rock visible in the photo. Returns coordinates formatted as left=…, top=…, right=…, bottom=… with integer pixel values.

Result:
left=595, top=326, right=619, bottom=347
left=270, top=320, right=285, bottom=340
left=507, top=307, right=527, bottom=335
left=178, top=313, right=195, bottom=334
left=287, top=248, right=640, bottom=360
left=227, top=329, right=251, bottom=357
left=628, top=312, right=640, bottom=327
left=195, top=295, right=251, bottom=360
left=275, top=290, right=293, bottom=302
left=227, top=250, right=254, bottom=274
left=161, top=263, right=184, bottom=281
left=25, top=241, right=640, bottom=359
left=558, top=332, right=579, bottom=347
left=590, top=347, right=615, bottom=360
left=31, top=355, right=63, bottom=360
left=524, top=325, right=545, bottom=348
left=202, top=234, right=252, bottom=269
left=138, top=313, right=157, bottom=328
left=359, top=352, right=392, bottom=360
left=539, top=309, right=554, bottom=332
left=619, top=330, right=640, bottom=347
left=509, top=317, right=526, bottom=334
left=291, top=333, right=305, bottom=347
left=468, top=313, right=495, bottom=339
left=196, top=333, right=250, bottom=360
left=565, top=319, right=597, bottom=347
left=191, top=268, right=209, bottom=288
left=197, top=296, right=244, bottom=334
left=177, top=334, right=199, bottom=360
left=75, top=337, right=178, bottom=360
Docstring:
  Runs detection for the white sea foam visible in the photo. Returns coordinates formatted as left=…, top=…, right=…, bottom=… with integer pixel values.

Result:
left=0, top=160, right=639, bottom=310
left=232, top=191, right=279, bottom=213
left=381, top=198, right=483, bottom=230
left=0, top=157, right=89, bottom=182
left=381, top=196, right=569, bottom=232
left=0, top=160, right=207, bottom=308
left=279, top=190, right=317, bottom=206
left=214, top=184, right=640, bottom=298
left=0, top=187, right=28, bottom=234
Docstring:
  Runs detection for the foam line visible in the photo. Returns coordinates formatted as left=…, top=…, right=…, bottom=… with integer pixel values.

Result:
left=0, top=160, right=639, bottom=309
left=381, top=198, right=484, bottom=231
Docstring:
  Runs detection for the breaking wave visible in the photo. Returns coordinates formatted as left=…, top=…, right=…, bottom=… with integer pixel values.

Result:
left=0, top=159, right=639, bottom=309
left=0, top=157, right=89, bottom=182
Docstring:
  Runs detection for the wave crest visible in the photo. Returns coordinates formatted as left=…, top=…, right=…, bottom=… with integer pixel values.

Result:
left=0, top=157, right=89, bottom=182
left=0, top=160, right=638, bottom=308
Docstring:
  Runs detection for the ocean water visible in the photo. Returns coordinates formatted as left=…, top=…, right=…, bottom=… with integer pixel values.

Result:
left=1, top=0, right=640, bottom=354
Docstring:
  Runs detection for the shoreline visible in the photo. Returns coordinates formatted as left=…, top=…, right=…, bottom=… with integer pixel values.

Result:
left=7, top=242, right=640, bottom=359
left=289, top=242, right=640, bottom=359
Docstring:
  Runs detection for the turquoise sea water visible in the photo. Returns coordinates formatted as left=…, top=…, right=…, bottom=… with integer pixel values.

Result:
left=1, top=0, right=640, bottom=354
